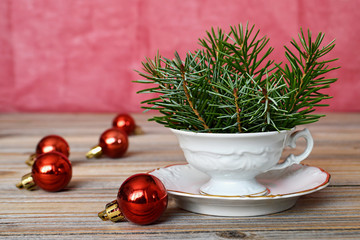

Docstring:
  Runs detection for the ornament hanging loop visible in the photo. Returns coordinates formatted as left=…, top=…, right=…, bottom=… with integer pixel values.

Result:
left=98, top=210, right=108, bottom=221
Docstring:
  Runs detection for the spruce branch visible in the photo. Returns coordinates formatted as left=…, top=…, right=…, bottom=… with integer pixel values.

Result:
left=276, top=28, right=339, bottom=126
left=135, top=23, right=339, bottom=133
left=233, top=87, right=242, bottom=133
left=181, top=63, right=210, bottom=131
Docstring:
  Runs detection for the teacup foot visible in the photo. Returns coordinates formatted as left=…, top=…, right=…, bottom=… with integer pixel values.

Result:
left=199, top=178, right=269, bottom=197
left=200, top=188, right=269, bottom=197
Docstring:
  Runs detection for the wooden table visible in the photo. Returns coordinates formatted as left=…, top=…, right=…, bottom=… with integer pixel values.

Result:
left=1, top=113, right=359, bottom=239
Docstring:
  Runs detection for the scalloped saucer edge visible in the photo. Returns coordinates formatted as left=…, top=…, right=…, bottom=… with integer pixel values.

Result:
left=149, top=163, right=330, bottom=216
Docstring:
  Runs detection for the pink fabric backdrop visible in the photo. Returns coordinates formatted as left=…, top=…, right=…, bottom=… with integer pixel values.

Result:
left=0, top=0, right=359, bottom=113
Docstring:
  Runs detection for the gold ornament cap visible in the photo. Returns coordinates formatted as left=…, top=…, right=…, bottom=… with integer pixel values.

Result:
left=134, top=125, right=144, bottom=135
left=86, top=145, right=103, bottom=159
left=16, top=173, right=37, bottom=191
left=25, top=153, right=37, bottom=166
left=98, top=199, right=125, bottom=222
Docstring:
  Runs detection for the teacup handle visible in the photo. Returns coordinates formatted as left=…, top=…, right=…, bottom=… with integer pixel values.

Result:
left=270, top=128, right=314, bottom=171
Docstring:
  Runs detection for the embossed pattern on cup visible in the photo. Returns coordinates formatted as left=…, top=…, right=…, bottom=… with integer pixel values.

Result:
left=171, top=128, right=313, bottom=196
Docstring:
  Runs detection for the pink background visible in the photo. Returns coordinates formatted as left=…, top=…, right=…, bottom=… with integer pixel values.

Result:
left=0, top=0, right=359, bottom=113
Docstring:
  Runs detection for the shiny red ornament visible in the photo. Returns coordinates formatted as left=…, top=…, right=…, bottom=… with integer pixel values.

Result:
left=36, top=135, right=70, bottom=157
left=26, top=135, right=70, bottom=166
left=99, top=174, right=168, bottom=225
left=117, top=174, right=168, bottom=225
left=86, top=128, right=128, bottom=159
left=17, top=152, right=72, bottom=192
left=112, top=114, right=136, bottom=135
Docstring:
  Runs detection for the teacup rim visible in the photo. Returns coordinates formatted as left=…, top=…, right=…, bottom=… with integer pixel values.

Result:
left=170, top=127, right=296, bottom=138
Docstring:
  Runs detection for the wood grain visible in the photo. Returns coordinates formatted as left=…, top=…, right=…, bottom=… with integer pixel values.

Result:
left=1, top=113, right=359, bottom=239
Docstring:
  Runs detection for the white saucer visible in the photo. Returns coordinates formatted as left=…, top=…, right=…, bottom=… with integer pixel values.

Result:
left=149, top=164, right=330, bottom=216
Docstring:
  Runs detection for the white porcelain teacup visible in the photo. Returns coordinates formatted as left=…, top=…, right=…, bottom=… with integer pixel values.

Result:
left=171, top=128, right=313, bottom=197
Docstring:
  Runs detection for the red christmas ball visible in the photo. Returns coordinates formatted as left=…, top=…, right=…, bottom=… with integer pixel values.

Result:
left=112, top=114, right=136, bottom=135
left=36, top=135, right=70, bottom=157
left=99, top=128, right=129, bottom=158
left=117, top=174, right=168, bottom=225
left=32, top=152, right=72, bottom=192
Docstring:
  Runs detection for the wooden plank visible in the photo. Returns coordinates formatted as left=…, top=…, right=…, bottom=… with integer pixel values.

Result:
left=1, top=187, right=360, bottom=239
